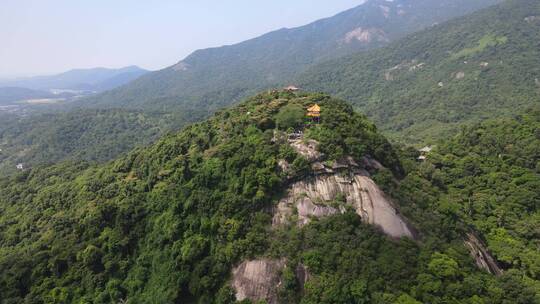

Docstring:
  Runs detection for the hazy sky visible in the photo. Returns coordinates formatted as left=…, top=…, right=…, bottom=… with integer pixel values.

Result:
left=0, top=0, right=364, bottom=78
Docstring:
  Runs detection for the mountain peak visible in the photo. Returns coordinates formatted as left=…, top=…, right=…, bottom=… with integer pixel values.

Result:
left=86, top=0, right=502, bottom=111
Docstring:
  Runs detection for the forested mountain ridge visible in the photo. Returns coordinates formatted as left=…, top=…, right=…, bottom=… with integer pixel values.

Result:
left=0, top=92, right=538, bottom=303
left=84, top=0, right=501, bottom=111
left=297, top=0, right=540, bottom=143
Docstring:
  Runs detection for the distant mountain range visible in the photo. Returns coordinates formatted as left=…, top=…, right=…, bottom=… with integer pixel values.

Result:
left=297, top=0, right=540, bottom=142
left=0, top=66, right=148, bottom=104
left=85, top=0, right=501, bottom=111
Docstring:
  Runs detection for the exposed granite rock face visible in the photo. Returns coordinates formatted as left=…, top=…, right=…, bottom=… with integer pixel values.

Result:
left=272, top=180, right=343, bottom=227
left=231, top=259, right=310, bottom=304
left=465, top=233, right=503, bottom=276
left=273, top=168, right=415, bottom=239
left=295, top=264, right=311, bottom=288
left=275, top=137, right=415, bottom=239
left=344, top=27, right=389, bottom=44
left=232, top=259, right=285, bottom=304
left=278, top=159, right=294, bottom=178
left=232, top=137, right=414, bottom=302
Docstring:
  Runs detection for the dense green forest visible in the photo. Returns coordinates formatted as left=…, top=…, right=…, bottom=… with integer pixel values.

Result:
left=0, top=1, right=538, bottom=301
left=297, top=0, right=540, bottom=143
left=0, top=92, right=538, bottom=303
left=394, top=109, right=540, bottom=284
left=430, top=111, right=540, bottom=278
left=0, top=109, right=199, bottom=175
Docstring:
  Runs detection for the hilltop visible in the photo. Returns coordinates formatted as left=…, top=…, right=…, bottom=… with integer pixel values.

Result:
left=1, top=92, right=537, bottom=303
left=297, top=0, right=540, bottom=142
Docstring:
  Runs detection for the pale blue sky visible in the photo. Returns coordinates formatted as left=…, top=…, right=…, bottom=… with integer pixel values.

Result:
left=0, top=0, right=364, bottom=77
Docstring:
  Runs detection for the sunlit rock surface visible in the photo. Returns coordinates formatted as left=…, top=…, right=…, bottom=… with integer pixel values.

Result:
left=465, top=233, right=503, bottom=276
left=274, top=138, right=415, bottom=239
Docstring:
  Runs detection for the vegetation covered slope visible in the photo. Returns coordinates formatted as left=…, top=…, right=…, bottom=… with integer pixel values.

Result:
left=84, top=0, right=500, bottom=111
left=298, top=0, right=540, bottom=143
left=0, top=92, right=537, bottom=303
left=427, top=111, right=540, bottom=279
left=0, top=109, right=179, bottom=175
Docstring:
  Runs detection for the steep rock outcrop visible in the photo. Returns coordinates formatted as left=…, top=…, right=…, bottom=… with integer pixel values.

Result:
left=274, top=138, right=415, bottom=239
left=273, top=167, right=415, bottom=239
left=232, top=137, right=415, bottom=303
left=232, top=259, right=285, bottom=304
left=231, top=259, right=310, bottom=304
left=344, top=27, right=389, bottom=44
left=465, top=233, right=503, bottom=276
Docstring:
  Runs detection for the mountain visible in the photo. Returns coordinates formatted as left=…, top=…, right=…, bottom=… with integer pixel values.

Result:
left=297, top=0, right=540, bottom=143
left=0, top=0, right=505, bottom=177
left=85, top=0, right=501, bottom=111
left=0, top=91, right=537, bottom=303
left=0, top=66, right=149, bottom=93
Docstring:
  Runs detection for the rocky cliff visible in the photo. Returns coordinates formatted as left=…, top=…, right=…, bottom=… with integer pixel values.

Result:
left=231, top=134, right=416, bottom=302
left=232, top=259, right=286, bottom=304
left=274, top=136, right=415, bottom=239
left=465, top=233, right=503, bottom=276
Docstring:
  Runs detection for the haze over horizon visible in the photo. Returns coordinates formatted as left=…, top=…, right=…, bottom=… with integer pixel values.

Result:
left=0, top=0, right=364, bottom=78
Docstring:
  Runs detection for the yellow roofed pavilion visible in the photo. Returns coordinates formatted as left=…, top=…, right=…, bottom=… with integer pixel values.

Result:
left=307, top=104, right=321, bottom=117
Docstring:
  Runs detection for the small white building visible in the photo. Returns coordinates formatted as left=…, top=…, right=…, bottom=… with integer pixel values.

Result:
left=419, top=146, right=433, bottom=153
left=16, top=163, right=24, bottom=170
left=418, top=146, right=433, bottom=161
left=284, top=85, right=300, bottom=92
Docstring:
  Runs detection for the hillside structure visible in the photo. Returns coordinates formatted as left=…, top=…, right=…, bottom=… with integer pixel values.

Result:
left=284, top=85, right=300, bottom=92
left=418, top=146, right=433, bottom=161
left=307, top=104, right=321, bottom=123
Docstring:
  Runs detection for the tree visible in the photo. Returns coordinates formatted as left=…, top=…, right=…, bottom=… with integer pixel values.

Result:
left=428, top=253, right=459, bottom=279
left=276, top=104, right=305, bottom=130
left=394, top=294, right=422, bottom=304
